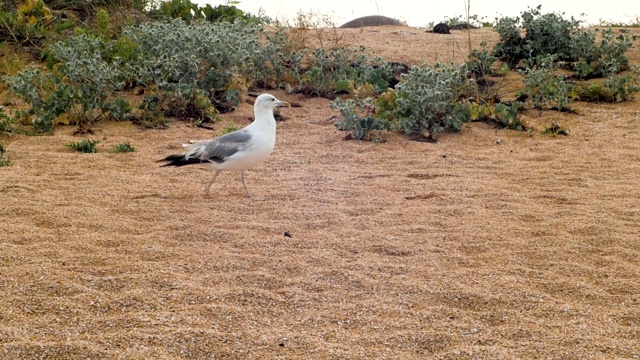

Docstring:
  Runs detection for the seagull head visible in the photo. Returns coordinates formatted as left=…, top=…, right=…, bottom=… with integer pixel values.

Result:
left=255, top=93, right=290, bottom=113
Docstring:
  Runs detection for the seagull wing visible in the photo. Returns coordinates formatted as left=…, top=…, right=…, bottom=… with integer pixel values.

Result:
left=187, top=129, right=253, bottom=164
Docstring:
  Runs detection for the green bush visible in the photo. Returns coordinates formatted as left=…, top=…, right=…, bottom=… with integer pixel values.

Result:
left=493, top=6, right=637, bottom=77
left=137, top=93, right=168, bottom=128
left=65, top=138, right=99, bottom=153
left=466, top=42, right=498, bottom=78
left=3, top=67, right=71, bottom=133
left=520, top=55, right=574, bottom=111
left=148, top=0, right=202, bottom=22
left=575, top=82, right=613, bottom=102
left=492, top=16, right=526, bottom=67
left=331, top=95, right=392, bottom=140
left=5, top=33, right=128, bottom=133
left=201, top=4, right=268, bottom=24
left=394, top=63, right=474, bottom=140
left=493, top=101, right=525, bottom=130
left=221, top=123, right=238, bottom=134
left=468, top=101, right=525, bottom=130
left=604, top=70, right=640, bottom=102
left=109, top=141, right=135, bottom=153
left=493, top=6, right=580, bottom=66
left=48, top=34, right=124, bottom=130
left=571, top=28, right=637, bottom=79
left=122, top=19, right=265, bottom=114
left=102, top=98, right=133, bottom=121
left=148, top=0, right=267, bottom=24
left=296, top=46, right=399, bottom=98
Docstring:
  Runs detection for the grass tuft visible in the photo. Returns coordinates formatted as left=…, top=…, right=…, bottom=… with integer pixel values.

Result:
left=65, top=138, right=99, bottom=153
left=109, top=142, right=136, bottom=153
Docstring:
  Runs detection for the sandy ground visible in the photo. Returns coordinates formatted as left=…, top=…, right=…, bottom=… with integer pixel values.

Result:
left=1, top=27, right=639, bottom=359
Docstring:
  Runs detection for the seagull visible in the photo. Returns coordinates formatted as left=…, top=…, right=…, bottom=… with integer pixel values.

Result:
left=157, top=93, right=289, bottom=198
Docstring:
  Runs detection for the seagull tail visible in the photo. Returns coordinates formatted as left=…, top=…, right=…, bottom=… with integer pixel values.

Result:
left=157, top=154, right=204, bottom=167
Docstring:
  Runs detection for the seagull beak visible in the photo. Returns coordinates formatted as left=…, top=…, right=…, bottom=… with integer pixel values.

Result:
left=275, top=100, right=290, bottom=108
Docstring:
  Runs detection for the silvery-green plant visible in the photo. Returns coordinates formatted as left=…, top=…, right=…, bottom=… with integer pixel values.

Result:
left=493, top=6, right=637, bottom=78
left=3, top=67, right=72, bottom=133
left=331, top=96, right=391, bottom=140
left=604, top=66, right=640, bottom=102
left=520, top=55, right=573, bottom=111
left=4, top=34, right=126, bottom=132
left=48, top=34, right=124, bottom=130
left=394, top=63, right=474, bottom=140
left=299, top=46, right=398, bottom=97
left=122, top=19, right=265, bottom=107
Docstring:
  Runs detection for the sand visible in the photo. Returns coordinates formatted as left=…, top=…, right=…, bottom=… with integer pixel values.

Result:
left=1, top=27, right=639, bottom=359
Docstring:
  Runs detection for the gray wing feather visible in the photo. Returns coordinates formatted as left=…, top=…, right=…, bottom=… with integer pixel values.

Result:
left=187, top=129, right=252, bottom=163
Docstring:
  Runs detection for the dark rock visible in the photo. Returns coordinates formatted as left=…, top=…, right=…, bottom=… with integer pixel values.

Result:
left=339, top=15, right=405, bottom=28
left=432, top=23, right=450, bottom=34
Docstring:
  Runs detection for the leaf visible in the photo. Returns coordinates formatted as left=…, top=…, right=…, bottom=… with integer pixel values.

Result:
left=54, top=113, right=70, bottom=125
left=334, top=79, right=354, bottom=93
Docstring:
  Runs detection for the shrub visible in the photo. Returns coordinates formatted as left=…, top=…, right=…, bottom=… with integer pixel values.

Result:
left=148, top=0, right=267, bottom=24
left=575, top=82, right=612, bottom=102
left=469, top=101, right=525, bottom=130
left=493, top=101, right=525, bottom=130
left=574, top=66, right=640, bottom=103
left=109, top=142, right=135, bottom=153
left=122, top=19, right=265, bottom=114
left=201, top=4, right=268, bottom=24
left=604, top=70, right=640, bottom=102
left=493, top=5, right=637, bottom=77
left=520, top=7, right=580, bottom=61
left=147, top=0, right=202, bottom=22
left=254, top=28, right=306, bottom=89
left=520, top=55, right=574, bottom=111
left=331, top=95, right=392, bottom=140
left=48, top=34, right=124, bottom=131
left=394, top=63, right=474, bottom=140
left=5, top=33, right=128, bottom=133
left=296, top=46, right=399, bottom=98
left=65, top=138, right=99, bottom=153
left=137, top=93, right=168, bottom=129
left=466, top=42, right=498, bottom=78
left=3, top=67, right=71, bottom=133
left=571, top=28, right=638, bottom=79
left=492, top=16, right=526, bottom=67
left=493, top=6, right=580, bottom=66
left=102, top=98, right=133, bottom=121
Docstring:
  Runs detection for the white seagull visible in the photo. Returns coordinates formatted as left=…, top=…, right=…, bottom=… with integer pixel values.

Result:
left=158, top=93, right=289, bottom=198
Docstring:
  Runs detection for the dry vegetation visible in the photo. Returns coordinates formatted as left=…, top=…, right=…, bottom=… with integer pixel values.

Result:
left=1, top=26, right=640, bottom=359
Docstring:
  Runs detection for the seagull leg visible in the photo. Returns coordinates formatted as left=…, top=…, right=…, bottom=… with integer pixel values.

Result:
left=241, top=171, right=254, bottom=199
left=204, top=170, right=220, bottom=197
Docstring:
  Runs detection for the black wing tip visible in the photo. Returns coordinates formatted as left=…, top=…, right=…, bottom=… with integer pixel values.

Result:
left=157, top=154, right=205, bottom=167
